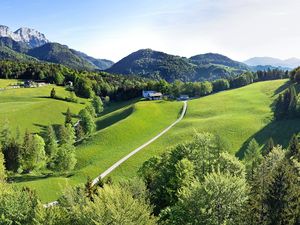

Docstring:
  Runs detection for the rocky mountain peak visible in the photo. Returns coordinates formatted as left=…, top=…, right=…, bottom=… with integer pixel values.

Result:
left=0, top=25, right=49, bottom=48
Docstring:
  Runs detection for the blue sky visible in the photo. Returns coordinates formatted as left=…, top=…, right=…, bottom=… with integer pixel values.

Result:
left=1, top=0, right=300, bottom=61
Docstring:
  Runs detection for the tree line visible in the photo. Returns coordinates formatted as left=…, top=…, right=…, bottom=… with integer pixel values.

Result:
left=274, top=67, right=300, bottom=120
left=0, top=60, right=288, bottom=102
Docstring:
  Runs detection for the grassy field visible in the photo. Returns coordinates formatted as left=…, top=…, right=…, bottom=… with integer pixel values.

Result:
left=13, top=99, right=182, bottom=202
left=6, top=79, right=298, bottom=202
left=0, top=80, right=88, bottom=135
left=110, top=79, right=300, bottom=180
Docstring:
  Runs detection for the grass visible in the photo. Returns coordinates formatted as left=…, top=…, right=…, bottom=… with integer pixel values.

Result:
left=8, top=79, right=297, bottom=202
left=110, top=79, right=299, bottom=181
left=13, top=99, right=182, bottom=202
left=0, top=80, right=87, bottom=135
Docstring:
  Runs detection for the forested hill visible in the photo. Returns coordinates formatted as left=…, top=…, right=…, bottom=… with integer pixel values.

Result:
left=106, top=49, right=196, bottom=82
left=106, top=49, right=250, bottom=82
left=27, top=43, right=97, bottom=71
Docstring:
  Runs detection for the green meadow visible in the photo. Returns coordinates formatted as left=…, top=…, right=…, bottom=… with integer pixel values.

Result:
left=110, top=79, right=300, bottom=180
left=3, top=79, right=298, bottom=203
left=9, top=90, right=182, bottom=202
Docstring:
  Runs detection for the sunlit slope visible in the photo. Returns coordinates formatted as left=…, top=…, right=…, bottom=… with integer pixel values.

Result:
left=15, top=100, right=182, bottom=202
left=0, top=79, right=87, bottom=134
left=111, top=80, right=297, bottom=180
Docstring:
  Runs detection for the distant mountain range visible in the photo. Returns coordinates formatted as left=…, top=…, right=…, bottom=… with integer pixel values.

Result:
left=106, top=49, right=250, bottom=82
left=244, top=57, right=300, bottom=69
left=0, top=25, right=296, bottom=81
left=0, top=25, right=114, bottom=70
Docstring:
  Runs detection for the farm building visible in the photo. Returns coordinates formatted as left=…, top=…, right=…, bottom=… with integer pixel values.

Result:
left=142, top=90, right=163, bottom=100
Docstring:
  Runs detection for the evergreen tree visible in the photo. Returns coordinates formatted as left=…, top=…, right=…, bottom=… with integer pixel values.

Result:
left=92, top=96, right=103, bottom=116
left=262, top=137, right=274, bottom=157
left=75, top=122, right=85, bottom=141
left=0, top=150, right=6, bottom=182
left=2, top=138, right=20, bottom=172
left=44, top=125, right=58, bottom=164
left=50, top=88, right=56, bottom=98
left=287, top=134, right=300, bottom=160
left=265, top=159, right=300, bottom=225
left=288, top=86, right=297, bottom=117
left=244, top=139, right=263, bottom=180
left=65, top=108, right=73, bottom=125
left=58, top=124, right=76, bottom=146
left=0, top=119, right=11, bottom=147
left=275, top=94, right=284, bottom=120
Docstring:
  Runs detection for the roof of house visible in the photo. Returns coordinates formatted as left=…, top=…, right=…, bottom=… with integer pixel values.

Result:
left=149, top=92, right=162, bottom=97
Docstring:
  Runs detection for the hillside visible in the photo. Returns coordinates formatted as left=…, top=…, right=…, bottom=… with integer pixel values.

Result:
left=106, top=49, right=196, bottom=81
left=0, top=46, right=37, bottom=62
left=27, top=43, right=96, bottom=70
left=14, top=99, right=182, bottom=202
left=190, top=53, right=248, bottom=69
left=107, top=49, right=249, bottom=82
left=109, top=80, right=299, bottom=180
left=71, top=49, right=114, bottom=70
left=0, top=80, right=87, bottom=134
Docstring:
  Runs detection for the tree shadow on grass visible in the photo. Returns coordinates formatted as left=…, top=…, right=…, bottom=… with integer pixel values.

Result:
left=236, top=119, right=300, bottom=159
left=9, top=172, right=75, bottom=183
left=236, top=80, right=300, bottom=159
left=96, top=106, right=133, bottom=131
left=33, top=123, right=62, bottom=139
left=272, top=80, right=291, bottom=96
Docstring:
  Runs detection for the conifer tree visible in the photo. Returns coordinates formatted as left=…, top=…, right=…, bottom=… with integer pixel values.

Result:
left=287, top=134, right=300, bottom=160
left=0, top=150, right=6, bottom=182
left=288, top=86, right=297, bottom=117
left=65, top=108, right=72, bottom=125
left=262, top=137, right=274, bottom=157
left=244, top=139, right=263, bottom=181
left=2, top=138, right=20, bottom=172
left=44, top=125, right=58, bottom=166
left=50, top=88, right=56, bottom=98
left=265, top=159, right=300, bottom=225
left=75, top=122, right=85, bottom=141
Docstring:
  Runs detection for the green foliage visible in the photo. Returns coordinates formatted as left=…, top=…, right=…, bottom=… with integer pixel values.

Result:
left=0, top=184, right=40, bottom=225
left=212, top=79, right=230, bottom=92
left=2, top=138, right=20, bottom=172
left=79, top=108, right=96, bottom=135
left=54, top=143, right=77, bottom=172
left=65, top=107, right=72, bottom=125
left=58, top=124, right=76, bottom=146
left=139, top=133, right=238, bottom=214
left=162, top=171, right=248, bottom=225
left=0, top=151, right=6, bottom=182
left=244, top=139, right=263, bottom=180
left=92, top=96, right=104, bottom=116
left=20, top=132, right=46, bottom=172
left=263, top=137, right=275, bottom=156
left=275, top=86, right=297, bottom=120
left=264, top=159, right=300, bottom=225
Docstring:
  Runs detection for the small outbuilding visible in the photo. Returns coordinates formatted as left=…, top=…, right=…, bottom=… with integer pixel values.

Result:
left=142, top=90, right=163, bottom=100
